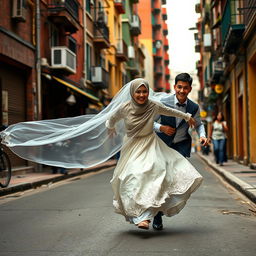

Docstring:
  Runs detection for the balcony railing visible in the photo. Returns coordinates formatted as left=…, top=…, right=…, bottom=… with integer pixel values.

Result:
left=153, top=0, right=161, bottom=13
left=162, top=8, right=167, bottom=20
left=114, top=0, right=126, bottom=14
left=221, top=0, right=245, bottom=53
left=130, top=15, right=141, bottom=36
left=163, top=23, right=168, bottom=36
left=211, top=59, right=224, bottom=83
left=152, top=16, right=161, bottom=30
left=93, top=22, right=110, bottom=49
left=126, top=59, right=140, bottom=76
left=91, top=66, right=109, bottom=89
left=243, top=0, right=256, bottom=25
left=195, top=40, right=201, bottom=52
left=164, top=37, right=169, bottom=50
left=116, top=39, right=128, bottom=62
left=48, top=0, right=80, bottom=33
left=154, top=65, right=163, bottom=75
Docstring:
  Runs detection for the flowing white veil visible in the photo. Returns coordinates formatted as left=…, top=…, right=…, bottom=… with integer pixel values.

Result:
left=0, top=79, right=169, bottom=168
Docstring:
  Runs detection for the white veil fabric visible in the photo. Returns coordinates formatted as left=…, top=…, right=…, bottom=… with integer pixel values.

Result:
left=0, top=79, right=169, bottom=168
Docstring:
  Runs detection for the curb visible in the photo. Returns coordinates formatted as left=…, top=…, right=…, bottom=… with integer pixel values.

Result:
left=0, top=162, right=116, bottom=197
left=197, top=153, right=256, bottom=204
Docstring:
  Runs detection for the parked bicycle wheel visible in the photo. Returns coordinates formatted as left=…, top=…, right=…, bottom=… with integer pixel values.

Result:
left=0, top=150, right=11, bottom=188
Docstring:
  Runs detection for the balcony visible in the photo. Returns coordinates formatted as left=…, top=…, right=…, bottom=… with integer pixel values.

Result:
left=195, top=0, right=201, bottom=13
left=211, top=59, right=224, bottom=83
left=154, top=65, right=163, bottom=76
left=153, top=41, right=163, bottom=60
left=163, top=22, right=168, bottom=36
left=164, top=52, right=169, bottom=65
left=114, top=0, right=126, bottom=14
left=48, top=0, right=80, bottom=33
left=221, top=0, right=245, bottom=53
left=130, top=15, right=141, bottom=36
left=243, top=0, right=256, bottom=26
left=196, top=60, right=202, bottom=71
left=93, top=21, right=110, bottom=49
left=153, top=0, right=161, bottom=14
left=165, top=66, right=170, bottom=79
left=116, top=39, right=128, bottom=62
left=152, top=16, right=161, bottom=30
left=164, top=37, right=169, bottom=50
left=127, top=59, right=140, bottom=76
left=195, top=40, right=201, bottom=52
left=91, top=66, right=109, bottom=89
left=51, top=46, right=76, bottom=74
left=162, top=8, right=167, bottom=20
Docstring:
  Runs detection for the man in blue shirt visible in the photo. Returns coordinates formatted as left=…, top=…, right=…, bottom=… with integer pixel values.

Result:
left=153, top=72, right=208, bottom=230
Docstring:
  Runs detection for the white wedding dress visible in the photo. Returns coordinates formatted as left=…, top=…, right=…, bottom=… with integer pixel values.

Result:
left=107, top=101, right=203, bottom=224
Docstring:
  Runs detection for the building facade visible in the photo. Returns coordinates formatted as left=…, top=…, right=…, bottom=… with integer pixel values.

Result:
left=195, top=0, right=256, bottom=167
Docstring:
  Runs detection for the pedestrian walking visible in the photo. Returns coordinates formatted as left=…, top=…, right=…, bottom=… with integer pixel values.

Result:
left=209, top=111, right=228, bottom=166
left=153, top=73, right=208, bottom=230
left=0, top=78, right=203, bottom=230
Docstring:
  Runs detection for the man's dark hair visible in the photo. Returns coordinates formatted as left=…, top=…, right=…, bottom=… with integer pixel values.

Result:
left=175, top=73, right=193, bottom=86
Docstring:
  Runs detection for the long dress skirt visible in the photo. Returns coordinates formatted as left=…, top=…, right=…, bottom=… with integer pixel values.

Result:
left=110, top=133, right=203, bottom=224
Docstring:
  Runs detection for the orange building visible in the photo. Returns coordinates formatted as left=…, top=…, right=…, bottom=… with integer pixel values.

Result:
left=138, top=0, right=170, bottom=91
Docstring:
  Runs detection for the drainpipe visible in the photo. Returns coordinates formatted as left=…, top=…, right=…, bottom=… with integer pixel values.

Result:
left=83, top=0, right=87, bottom=86
left=36, top=0, right=42, bottom=172
left=36, top=0, right=42, bottom=120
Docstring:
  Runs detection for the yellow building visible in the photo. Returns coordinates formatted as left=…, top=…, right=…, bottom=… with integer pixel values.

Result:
left=105, top=0, right=126, bottom=98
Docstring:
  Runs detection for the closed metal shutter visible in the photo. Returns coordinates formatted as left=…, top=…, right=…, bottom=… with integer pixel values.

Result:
left=0, top=64, right=27, bottom=167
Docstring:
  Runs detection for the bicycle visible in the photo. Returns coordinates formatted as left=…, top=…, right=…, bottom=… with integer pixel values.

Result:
left=0, top=126, right=12, bottom=188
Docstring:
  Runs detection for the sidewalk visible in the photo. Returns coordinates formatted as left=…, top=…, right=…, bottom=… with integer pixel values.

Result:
left=0, top=160, right=117, bottom=197
left=197, top=152, right=256, bottom=203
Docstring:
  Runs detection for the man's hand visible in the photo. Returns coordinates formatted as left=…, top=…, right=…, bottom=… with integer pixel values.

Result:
left=160, top=125, right=176, bottom=136
left=188, top=117, right=196, bottom=128
left=200, top=137, right=209, bottom=146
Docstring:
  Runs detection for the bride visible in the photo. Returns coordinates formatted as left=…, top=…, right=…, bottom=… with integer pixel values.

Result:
left=106, top=78, right=203, bottom=229
left=1, top=78, right=203, bottom=230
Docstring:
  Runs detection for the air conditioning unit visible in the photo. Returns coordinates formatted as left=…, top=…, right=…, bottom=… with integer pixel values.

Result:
left=51, top=47, right=76, bottom=74
left=12, top=0, right=26, bottom=22
left=128, top=46, right=135, bottom=59
left=91, top=67, right=103, bottom=83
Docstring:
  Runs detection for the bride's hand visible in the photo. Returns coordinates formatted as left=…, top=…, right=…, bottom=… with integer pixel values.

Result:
left=188, top=117, right=195, bottom=128
left=108, top=128, right=116, bottom=138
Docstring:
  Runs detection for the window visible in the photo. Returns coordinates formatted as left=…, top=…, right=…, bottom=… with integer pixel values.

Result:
left=68, top=36, right=77, bottom=54
left=86, top=0, right=93, bottom=14
left=49, top=23, right=59, bottom=47
left=86, top=43, right=92, bottom=81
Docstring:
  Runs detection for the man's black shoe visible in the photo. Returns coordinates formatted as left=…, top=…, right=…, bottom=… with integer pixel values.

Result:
left=153, top=212, right=163, bottom=230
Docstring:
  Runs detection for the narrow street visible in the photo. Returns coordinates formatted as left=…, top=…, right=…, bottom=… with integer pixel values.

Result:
left=0, top=155, right=255, bottom=256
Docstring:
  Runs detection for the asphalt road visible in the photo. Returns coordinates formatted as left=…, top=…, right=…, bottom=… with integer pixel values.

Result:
left=0, top=155, right=255, bottom=256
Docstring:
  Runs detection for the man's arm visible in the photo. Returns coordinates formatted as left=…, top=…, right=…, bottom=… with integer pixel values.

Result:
left=153, top=115, right=176, bottom=136
left=194, top=108, right=209, bottom=146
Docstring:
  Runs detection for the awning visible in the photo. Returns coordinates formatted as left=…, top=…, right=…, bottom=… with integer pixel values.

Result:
left=52, top=76, right=103, bottom=107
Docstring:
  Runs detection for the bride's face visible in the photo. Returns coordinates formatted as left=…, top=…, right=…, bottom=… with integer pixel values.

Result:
left=133, top=85, right=149, bottom=105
